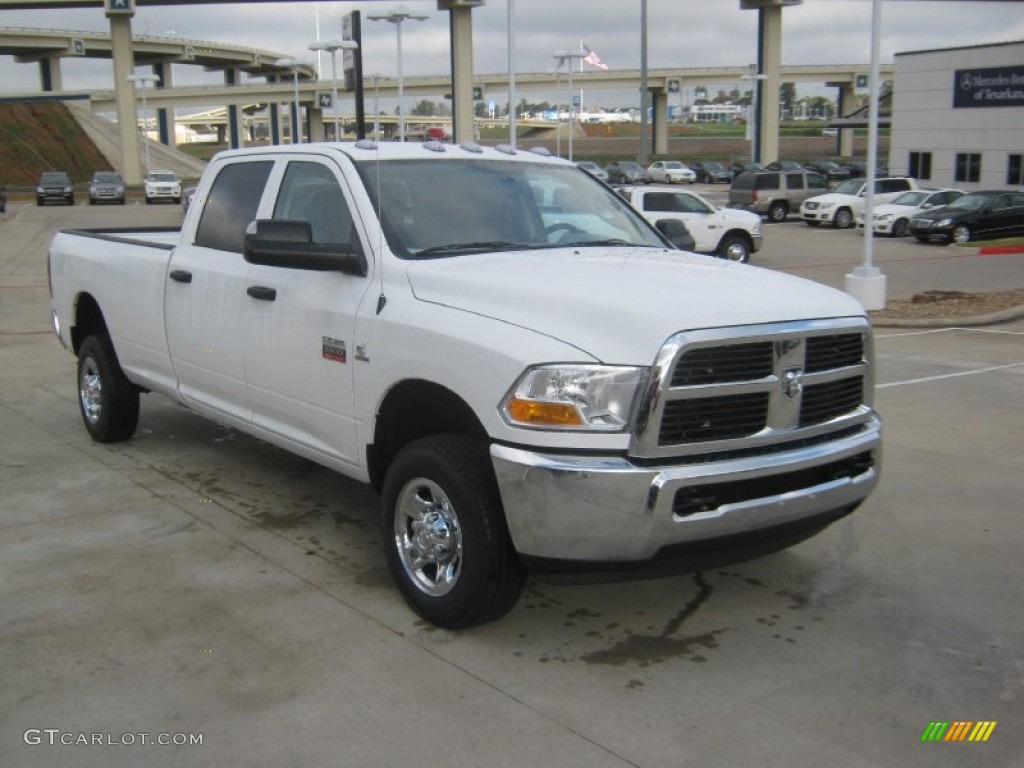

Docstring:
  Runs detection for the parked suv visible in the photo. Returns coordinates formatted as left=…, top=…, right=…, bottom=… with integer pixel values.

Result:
left=604, top=161, right=650, bottom=185
left=88, top=171, right=126, bottom=205
left=144, top=170, right=182, bottom=204
left=728, top=169, right=829, bottom=223
left=800, top=177, right=918, bottom=229
left=36, top=171, right=74, bottom=206
left=909, top=190, right=1024, bottom=244
left=803, top=160, right=853, bottom=182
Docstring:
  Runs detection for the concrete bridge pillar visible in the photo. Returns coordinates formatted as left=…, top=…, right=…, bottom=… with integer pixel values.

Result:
left=38, top=58, right=63, bottom=92
left=224, top=68, right=244, bottom=149
left=108, top=13, right=142, bottom=186
left=152, top=62, right=176, bottom=147
left=652, top=89, right=669, bottom=156
left=836, top=82, right=856, bottom=157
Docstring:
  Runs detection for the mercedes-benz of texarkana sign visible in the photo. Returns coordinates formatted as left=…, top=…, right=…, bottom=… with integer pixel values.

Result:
left=49, top=141, right=881, bottom=628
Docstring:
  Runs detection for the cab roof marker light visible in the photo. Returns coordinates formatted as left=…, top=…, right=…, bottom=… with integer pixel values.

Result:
left=528, top=146, right=552, bottom=156
left=495, top=144, right=517, bottom=155
left=422, top=140, right=447, bottom=153
left=459, top=142, right=484, bottom=154
left=354, top=139, right=378, bottom=150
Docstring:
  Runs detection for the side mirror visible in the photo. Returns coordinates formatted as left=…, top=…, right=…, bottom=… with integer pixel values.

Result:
left=244, top=219, right=367, bottom=276
left=655, top=218, right=695, bottom=251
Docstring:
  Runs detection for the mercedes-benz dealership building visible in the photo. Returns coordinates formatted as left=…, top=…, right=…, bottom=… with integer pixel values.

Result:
left=888, top=40, right=1023, bottom=190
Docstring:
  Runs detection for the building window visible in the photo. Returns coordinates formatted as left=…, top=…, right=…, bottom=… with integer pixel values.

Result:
left=955, top=153, right=981, bottom=183
left=909, top=151, right=932, bottom=181
left=1008, top=154, right=1024, bottom=186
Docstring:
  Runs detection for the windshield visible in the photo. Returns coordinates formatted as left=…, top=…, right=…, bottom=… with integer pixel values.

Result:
left=41, top=173, right=68, bottom=184
left=890, top=191, right=927, bottom=206
left=832, top=179, right=864, bottom=195
left=93, top=173, right=121, bottom=183
left=946, top=195, right=988, bottom=212
left=149, top=173, right=177, bottom=183
left=356, top=159, right=667, bottom=258
left=663, top=161, right=684, bottom=169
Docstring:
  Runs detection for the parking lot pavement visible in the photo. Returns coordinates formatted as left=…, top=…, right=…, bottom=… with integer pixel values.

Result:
left=2, top=202, right=1022, bottom=767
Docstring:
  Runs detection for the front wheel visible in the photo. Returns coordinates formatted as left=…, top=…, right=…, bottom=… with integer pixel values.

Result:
left=833, top=208, right=854, bottom=229
left=382, top=435, right=526, bottom=629
left=77, top=335, right=140, bottom=443
left=717, top=234, right=751, bottom=263
left=891, top=218, right=909, bottom=238
left=952, top=224, right=972, bottom=244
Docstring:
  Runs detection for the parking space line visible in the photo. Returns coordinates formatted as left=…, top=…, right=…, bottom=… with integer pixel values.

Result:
left=876, top=327, right=1024, bottom=339
left=877, top=363, right=1023, bottom=389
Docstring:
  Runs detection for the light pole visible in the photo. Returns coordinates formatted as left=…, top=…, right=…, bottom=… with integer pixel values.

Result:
left=367, top=8, right=429, bottom=142
left=553, top=51, right=584, bottom=162
left=308, top=39, right=358, bottom=141
left=278, top=58, right=307, bottom=144
left=126, top=73, right=160, bottom=176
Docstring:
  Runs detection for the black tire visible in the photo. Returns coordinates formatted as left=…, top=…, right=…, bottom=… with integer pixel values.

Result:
left=717, top=234, right=751, bottom=263
left=805, top=220, right=822, bottom=227
left=37, top=198, right=44, bottom=206
left=767, top=201, right=788, bottom=223
left=382, top=434, right=526, bottom=629
left=833, top=208, right=854, bottom=229
left=77, top=335, right=140, bottom=443
left=67, top=195, right=74, bottom=206
left=914, top=236, right=930, bottom=243
left=891, top=218, right=909, bottom=238
left=952, top=224, right=972, bottom=244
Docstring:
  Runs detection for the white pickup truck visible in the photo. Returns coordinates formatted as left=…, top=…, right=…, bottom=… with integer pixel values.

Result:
left=49, top=141, right=881, bottom=628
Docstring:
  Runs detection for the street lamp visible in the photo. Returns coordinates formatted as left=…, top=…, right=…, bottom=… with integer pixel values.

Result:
left=126, top=73, right=160, bottom=175
left=741, top=69, right=767, bottom=164
left=277, top=58, right=308, bottom=144
left=367, top=8, right=429, bottom=142
left=553, top=50, right=584, bottom=161
left=308, top=39, right=358, bottom=141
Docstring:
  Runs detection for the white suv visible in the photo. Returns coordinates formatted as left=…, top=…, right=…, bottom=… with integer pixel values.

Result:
left=144, top=171, right=182, bottom=205
left=800, top=177, right=918, bottom=229
left=856, top=188, right=964, bottom=237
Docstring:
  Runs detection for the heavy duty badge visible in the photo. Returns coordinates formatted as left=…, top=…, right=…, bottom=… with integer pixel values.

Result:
left=321, top=336, right=347, bottom=363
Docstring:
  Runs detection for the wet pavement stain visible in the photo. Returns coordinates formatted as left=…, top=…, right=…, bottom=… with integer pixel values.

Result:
left=579, top=573, right=728, bottom=668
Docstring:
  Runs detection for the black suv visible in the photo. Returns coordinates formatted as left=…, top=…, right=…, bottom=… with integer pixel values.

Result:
left=803, top=160, right=852, bottom=181
left=37, top=171, right=74, bottom=206
left=909, top=190, right=1024, bottom=244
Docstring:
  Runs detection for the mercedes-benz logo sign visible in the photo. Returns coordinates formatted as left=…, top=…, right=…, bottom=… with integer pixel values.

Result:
left=960, top=72, right=974, bottom=91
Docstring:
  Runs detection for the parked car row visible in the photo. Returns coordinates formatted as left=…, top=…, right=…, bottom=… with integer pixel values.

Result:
left=30, top=170, right=184, bottom=207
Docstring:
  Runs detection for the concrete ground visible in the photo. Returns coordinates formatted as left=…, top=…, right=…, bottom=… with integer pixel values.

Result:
left=1, top=197, right=1022, bottom=767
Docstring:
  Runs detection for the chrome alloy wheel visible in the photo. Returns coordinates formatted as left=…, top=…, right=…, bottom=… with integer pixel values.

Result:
left=394, top=478, right=463, bottom=597
left=79, top=356, right=103, bottom=426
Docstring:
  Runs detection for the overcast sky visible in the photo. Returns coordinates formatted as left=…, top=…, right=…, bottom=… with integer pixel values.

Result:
left=2, top=0, right=1023, bottom=107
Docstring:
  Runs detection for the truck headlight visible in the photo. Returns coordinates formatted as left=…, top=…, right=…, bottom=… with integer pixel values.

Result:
left=501, top=365, right=648, bottom=431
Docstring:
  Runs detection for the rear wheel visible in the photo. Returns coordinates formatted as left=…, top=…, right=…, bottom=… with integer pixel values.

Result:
left=833, top=208, right=854, bottom=229
left=767, top=201, right=788, bottom=223
left=952, top=224, right=972, bottom=244
left=717, top=234, right=751, bottom=263
left=77, top=335, right=140, bottom=443
left=382, top=435, right=526, bottom=629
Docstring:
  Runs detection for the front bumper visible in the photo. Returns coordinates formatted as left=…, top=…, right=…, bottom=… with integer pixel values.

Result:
left=492, top=418, right=880, bottom=577
left=800, top=208, right=835, bottom=224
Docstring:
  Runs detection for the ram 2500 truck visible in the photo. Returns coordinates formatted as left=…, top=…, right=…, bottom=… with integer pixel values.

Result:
left=49, top=141, right=881, bottom=628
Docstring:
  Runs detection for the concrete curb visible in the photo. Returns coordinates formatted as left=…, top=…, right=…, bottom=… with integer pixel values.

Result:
left=870, top=303, right=1024, bottom=328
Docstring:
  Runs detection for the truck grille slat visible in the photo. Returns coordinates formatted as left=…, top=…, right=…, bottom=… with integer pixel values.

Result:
left=805, top=334, right=864, bottom=372
left=800, top=377, right=864, bottom=426
left=672, top=343, right=774, bottom=386
left=660, top=393, right=769, bottom=444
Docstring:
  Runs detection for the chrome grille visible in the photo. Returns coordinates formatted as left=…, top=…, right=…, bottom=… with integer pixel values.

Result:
left=633, top=319, right=874, bottom=459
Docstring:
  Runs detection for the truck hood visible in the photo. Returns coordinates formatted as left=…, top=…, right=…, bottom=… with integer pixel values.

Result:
left=405, top=247, right=865, bottom=365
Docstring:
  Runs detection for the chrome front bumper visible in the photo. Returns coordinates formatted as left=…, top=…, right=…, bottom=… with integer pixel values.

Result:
left=491, top=417, right=881, bottom=565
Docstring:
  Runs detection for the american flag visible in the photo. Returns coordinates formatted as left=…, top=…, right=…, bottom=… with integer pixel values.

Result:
left=582, top=43, right=609, bottom=71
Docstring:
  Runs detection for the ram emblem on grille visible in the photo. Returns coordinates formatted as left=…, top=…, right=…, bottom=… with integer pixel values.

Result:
left=783, top=367, right=804, bottom=399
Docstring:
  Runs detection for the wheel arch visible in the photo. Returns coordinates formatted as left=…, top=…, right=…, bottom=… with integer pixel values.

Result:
left=70, top=292, right=109, bottom=355
left=367, top=379, right=489, bottom=493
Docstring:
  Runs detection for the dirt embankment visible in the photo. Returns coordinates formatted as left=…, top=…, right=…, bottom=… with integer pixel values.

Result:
left=0, top=102, right=112, bottom=186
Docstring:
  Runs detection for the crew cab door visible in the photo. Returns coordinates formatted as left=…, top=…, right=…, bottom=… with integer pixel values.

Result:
left=165, top=160, right=274, bottom=423
left=243, top=157, right=373, bottom=469
left=638, top=190, right=718, bottom=252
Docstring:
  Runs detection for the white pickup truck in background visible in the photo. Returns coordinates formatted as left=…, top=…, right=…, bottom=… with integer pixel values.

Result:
left=49, top=141, right=881, bottom=628
left=620, top=185, right=763, bottom=262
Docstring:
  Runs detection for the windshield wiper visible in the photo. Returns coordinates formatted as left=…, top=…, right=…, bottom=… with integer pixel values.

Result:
left=561, top=238, right=639, bottom=248
left=415, top=241, right=539, bottom=257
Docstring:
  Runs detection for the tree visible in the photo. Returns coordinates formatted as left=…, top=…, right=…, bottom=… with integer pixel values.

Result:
left=779, top=82, right=797, bottom=118
left=411, top=99, right=437, bottom=117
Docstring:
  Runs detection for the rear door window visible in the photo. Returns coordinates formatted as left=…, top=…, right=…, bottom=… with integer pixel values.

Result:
left=195, top=161, right=274, bottom=253
left=785, top=173, right=804, bottom=190
left=754, top=173, right=780, bottom=191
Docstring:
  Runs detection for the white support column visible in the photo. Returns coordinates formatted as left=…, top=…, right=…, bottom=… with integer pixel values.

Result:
left=109, top=15, right=142, bottom=186
left=447, top=4, right=475, bottom=144
left=759, top=5, right=782, bottom=164
left=652, top=90, right=669, bottom=156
